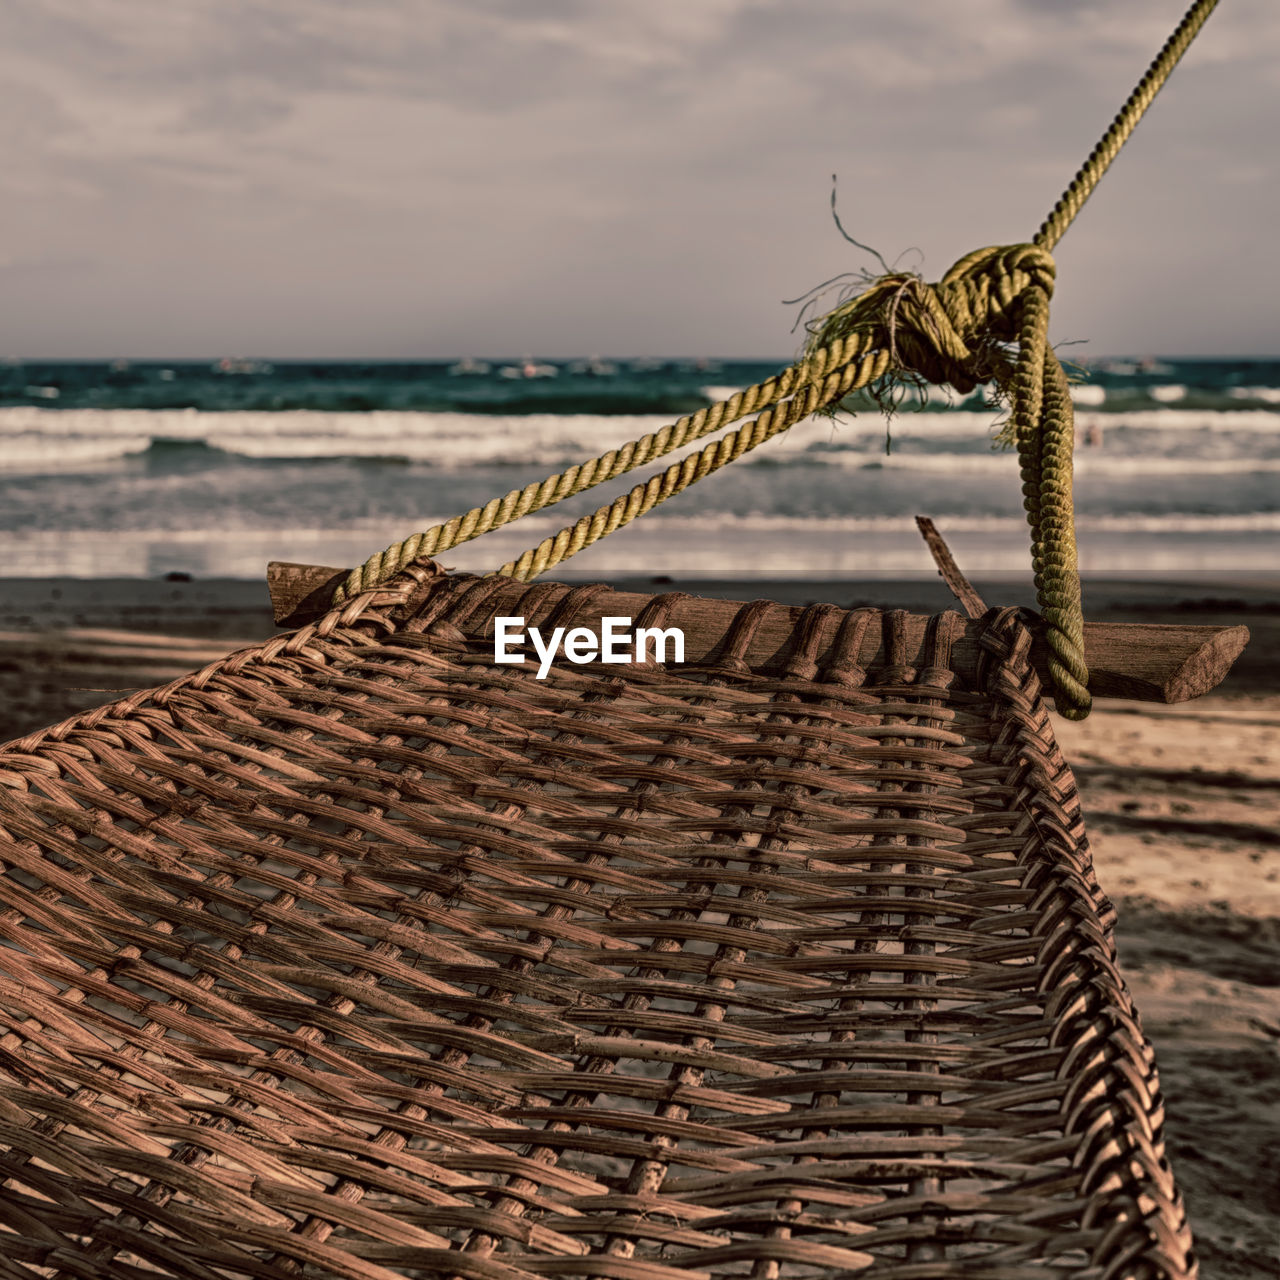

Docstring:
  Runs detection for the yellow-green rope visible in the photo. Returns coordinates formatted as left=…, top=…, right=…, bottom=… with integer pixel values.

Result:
left=329, top=359, right=838, bottom=603
left=1034, top=0, right=1219, bottom=253
left=495, top=339, right=892, bottom=583
left=331, top=0, right=1219, bottom=719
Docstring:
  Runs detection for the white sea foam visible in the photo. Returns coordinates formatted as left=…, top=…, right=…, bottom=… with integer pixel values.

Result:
left=1072, top=408, right=1280, bottom=432
left=818, top=452, right=1280, bottom=477
left=3, top=405, right=1280, bottom=474
left=433, top=507, right=1280, bottom=580
left=1070, top=385, right=1107, bottom=406
left=3, top=510, right=1277, bottom=579
left=1228, top=386, right=1280, bottom=404
left=699, top=385, right=748, bottom=404
left=0, top=432, right=153, bottom=468
left=0, top=408, right=683, bottom=469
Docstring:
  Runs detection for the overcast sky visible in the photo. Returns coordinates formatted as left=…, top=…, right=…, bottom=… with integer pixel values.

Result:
left=0, top=0, right=1275, bottom=359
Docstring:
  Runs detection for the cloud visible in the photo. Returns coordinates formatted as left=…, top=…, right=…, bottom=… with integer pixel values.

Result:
left=0, top=0, right=1275, bottom=356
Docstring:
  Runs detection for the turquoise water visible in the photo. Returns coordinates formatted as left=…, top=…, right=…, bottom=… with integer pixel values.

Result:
left=1, top=357, right=1277, bottom=577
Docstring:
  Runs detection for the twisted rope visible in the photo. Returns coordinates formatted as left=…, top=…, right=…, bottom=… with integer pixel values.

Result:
left=494, top=340, right=891, bottom=583
left=330, top=0, right=1218, bottom=720
left=329, top=359, right=832, bottom=602
left=1034, top=0, right=1219, bottom=253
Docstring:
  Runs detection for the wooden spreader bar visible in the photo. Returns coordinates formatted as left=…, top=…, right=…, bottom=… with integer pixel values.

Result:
left=268, top=560, right=1249, bottom=705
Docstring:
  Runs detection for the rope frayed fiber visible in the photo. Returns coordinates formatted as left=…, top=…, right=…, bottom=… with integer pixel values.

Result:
left=330, top=0, right=1220, bottom=722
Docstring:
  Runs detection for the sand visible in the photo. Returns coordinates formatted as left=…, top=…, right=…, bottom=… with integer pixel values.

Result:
left=1054, top=698, right=1280, bottom=1276
left=0, top=572, right=1276, bottom=1274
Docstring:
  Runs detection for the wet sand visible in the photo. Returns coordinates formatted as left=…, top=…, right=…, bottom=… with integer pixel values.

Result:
left=0, top=572, right=1277, bottom=1274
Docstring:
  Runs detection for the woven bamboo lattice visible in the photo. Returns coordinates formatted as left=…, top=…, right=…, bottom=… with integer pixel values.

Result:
left=0, top=562, right=1194, bottom=1279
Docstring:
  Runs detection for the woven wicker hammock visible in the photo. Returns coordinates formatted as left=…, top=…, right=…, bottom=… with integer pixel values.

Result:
left=0, top=561, right=1197, bottom=1279
left=0, top=3, right=1236, bottom=1265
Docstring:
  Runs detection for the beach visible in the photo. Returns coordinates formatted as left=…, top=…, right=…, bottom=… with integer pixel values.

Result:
left=0, top=570, right=1275, bottom=1274
left=0, top=0, right=1272, bottom=1261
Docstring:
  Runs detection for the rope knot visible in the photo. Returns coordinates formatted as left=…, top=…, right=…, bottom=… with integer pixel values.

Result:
left=804, top=242, right=1056, bottom=394
left=938, top=242, right=1056, bottom=341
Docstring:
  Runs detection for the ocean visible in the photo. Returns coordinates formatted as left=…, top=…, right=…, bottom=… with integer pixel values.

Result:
left=1, top=355, right=1278, bottom=581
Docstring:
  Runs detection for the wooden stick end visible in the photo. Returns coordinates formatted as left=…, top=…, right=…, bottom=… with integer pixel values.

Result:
left=1162, top=623, right=1251, bottom=703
